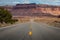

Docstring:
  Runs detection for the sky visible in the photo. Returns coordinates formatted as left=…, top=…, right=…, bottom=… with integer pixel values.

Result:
left=0, top=0, right=60, bottom=6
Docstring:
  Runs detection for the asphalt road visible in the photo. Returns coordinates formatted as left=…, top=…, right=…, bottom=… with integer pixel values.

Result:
left=0, top=22, right=60, bottom=40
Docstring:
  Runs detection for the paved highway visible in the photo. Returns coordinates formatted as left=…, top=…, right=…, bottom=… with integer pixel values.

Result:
left=0, top=22, right=60, bottom=40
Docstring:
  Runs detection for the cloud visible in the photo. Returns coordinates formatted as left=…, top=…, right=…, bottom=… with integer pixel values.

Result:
left=0, top=1, right=20, bottom=5
left=0, top=1, right=20, bottom=4
left=12, top=2, right=20, bottom=4
left=37, top=0, right=60, bottom=5
left=23, top=0, right=30, bottom=3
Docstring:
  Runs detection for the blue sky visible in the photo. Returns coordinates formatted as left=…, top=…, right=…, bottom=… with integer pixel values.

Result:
left=0, top=0, right=60, bottom=6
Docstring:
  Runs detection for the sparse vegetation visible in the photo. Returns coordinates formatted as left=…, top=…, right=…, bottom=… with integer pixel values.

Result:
left=0, top=7, right=18, bottom=27
left=34, top=17, right=60, bottom=28
left=18, top=18, right=30, bottom=23
left=57, top=15, right=60, bottom=18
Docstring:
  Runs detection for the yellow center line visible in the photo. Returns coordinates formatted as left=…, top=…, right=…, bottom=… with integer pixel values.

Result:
left=28, top=25, right=32, bottom=36
left=28, top=31, right=32, bottom=36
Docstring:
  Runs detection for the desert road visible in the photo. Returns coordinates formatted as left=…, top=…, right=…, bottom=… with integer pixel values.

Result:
left=0, top=22, right=60, bottom=40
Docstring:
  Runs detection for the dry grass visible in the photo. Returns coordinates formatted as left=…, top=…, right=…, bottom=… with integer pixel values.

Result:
left=18, top=17, right=34, bottom=23
left=0, top=23, right=11, bottom=27
left=18, top=18, right=30, bottom=23
left=34, top=17, right=60, bottom=28
left=0, top=22, right=18, bottom=27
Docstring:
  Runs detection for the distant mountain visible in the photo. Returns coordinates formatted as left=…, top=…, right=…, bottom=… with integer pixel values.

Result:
left=0, top=3, right=60, bottom=17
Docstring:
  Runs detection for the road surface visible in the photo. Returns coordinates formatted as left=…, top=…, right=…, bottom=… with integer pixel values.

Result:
left=0, top=22, right=60, bottom=40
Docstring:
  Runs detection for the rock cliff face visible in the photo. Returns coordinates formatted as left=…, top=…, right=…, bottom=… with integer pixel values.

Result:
left=37, top=4, right=60, bottom=15
left=2, top=3, right=60, bottom=17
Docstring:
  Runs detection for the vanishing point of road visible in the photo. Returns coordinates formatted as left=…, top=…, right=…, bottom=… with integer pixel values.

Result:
left=0, top=21, right=60, bottom=40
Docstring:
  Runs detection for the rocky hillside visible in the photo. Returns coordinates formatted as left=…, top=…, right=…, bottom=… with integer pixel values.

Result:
left=1, top=3, right=60, bottom=17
